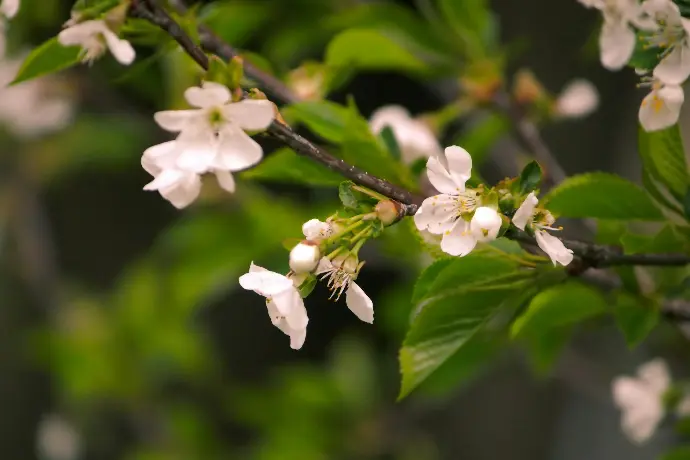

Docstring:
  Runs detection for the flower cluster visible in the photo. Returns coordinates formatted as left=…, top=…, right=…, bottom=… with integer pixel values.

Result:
left=414, top=146, right=574, bottom=266
left=580, top=0, right=690, bottom=131
left=238, top=201, right=401, bottom=349
left=141, top=82, right=275, bottom=208
left=613, top=358, right=690, bottom=443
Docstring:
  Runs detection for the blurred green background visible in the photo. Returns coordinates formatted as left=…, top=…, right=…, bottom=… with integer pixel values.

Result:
left=1, top=0, right=686, bottom=459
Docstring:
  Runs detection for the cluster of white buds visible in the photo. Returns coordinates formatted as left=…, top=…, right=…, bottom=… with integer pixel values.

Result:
left=579, top=0, right=690, bottom=131
left=414, top=146, right=573, bottom=266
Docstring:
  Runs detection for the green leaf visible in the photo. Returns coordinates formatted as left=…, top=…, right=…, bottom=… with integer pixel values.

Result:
left=326, top=29, right=428, bottom=74
left=242, top=148, right=343, bottom=186
left=544, top=172, right=664, bottom=220
left=511, top=282, right=607, bottom=338
left=379, top=126, right=402, bottom=161
left=282, top=101, right=350, bottom=144
left=11, top=37, right=82, bottom=85
left=452, top=114, right=510, bottom=166
left=436, top=0, right=494, bottom=52
left=660, top=446, right=690, bottom=460
left=399, top=283, right=523, bottom=399
left=639, top=124, right=688, bottom=200
left=614, top=292, right=659, bottom=347
left=518, top=161, right=543, bottom=195
left=523, top=326, right=573, bottom=375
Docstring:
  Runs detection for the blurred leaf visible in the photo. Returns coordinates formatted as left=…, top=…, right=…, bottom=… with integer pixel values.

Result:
left=282, top=100, right=349, bottom=143
left=436, top=0, right=494, bottom=53
left=399, top=283, right=524, bottom=399
left=614, top=292, right=659, bottom=347
left=518, top=161, right=542, bottom=195
left=544, top=172, right=664, bottom=220
left=523, top=326, right=573, bottom=375
left=200, top=1, right=271, bottom=46
left=380, top=126, right=402, bottom=161
left=660, top=446, right=690, bottom=460
left=511, top=282, right=607, bottom=338
left=326, top=29, right=428, bottom=74
left=11, top=37, right=81, bottom=85
left=639, top=124, right=688, bottom=201
left=452, top=114, right=510, bottom=166
left=243, top=147, right=342, bottom=186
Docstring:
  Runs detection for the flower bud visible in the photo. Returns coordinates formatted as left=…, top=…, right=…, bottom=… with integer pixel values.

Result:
left=470, top=206, right=502, bottom=242
left=289, top=241, right=321, bottom=273
left=375, top=200, right=402, bottom=226
left=512, top=69, right=546, bottom=106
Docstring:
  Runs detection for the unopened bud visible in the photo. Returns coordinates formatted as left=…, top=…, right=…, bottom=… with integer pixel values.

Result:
left=513, top=69, right=546, bottom=106
left=227, top=56, right=244, bottom=89
left=375, top=200, right=402, bottom=226
left=289, top=241, right=321, bottom=273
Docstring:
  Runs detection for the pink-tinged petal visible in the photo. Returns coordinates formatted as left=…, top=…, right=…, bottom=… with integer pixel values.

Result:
left=346, top=282, right=374, bottom=323
left=249, top=262, right=268, bottom=273
left=288, top=327, right=307, bottom=350
left=440, top=220, right=476, bottom=256
left=153, top=110, right=201, bottom=132
left=239, top=270, right=293, bottom=297
left=599, top=22, right=635, bottom=71
left=184, top=82, right=230, bottom=108
left=222, top=99, right=274, bottom=130
left=444, top=145, right=472, bottom=187
left=214, top=127, right=263, bottom=171
left=101, top=28, right=135, bottom=65
left=535, top=231, right=574, bottom=266
left=653, top=44, right=690, bottom=85
left=57, top=20, right=107, bottom=46
left=512, top=192, right=538, bottom=230
left=637, top=359, right=670, bottom=394
left=214, top=170, right=236, bottom=193
left=1, top=0, right=19, bottom=18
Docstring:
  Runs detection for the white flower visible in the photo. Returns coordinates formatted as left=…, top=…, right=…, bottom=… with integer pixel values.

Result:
left=142, top=82, right=275, bottom=207
left=289, top=242, right=321, bottom=273
left=638, top=78, right=684, bottom=131
left=36, top=414, right=82, bottom=460
left=0, top=0, right=18, bottom=19
left=0, top=54, right=72, bottom=138
left=369, top=105, right=443, bottom=164
left=414, top=145, right=480, bottom=256
left=302, top=218, right=337, bottom=242
left=554, top=80, right=600, bottom=118
left=612, top=358, right=670, bottom=444
left=316, top=257, right=373, bottom=324
left=642, top=0, right=690, bottom=85
left=58, top=20, right=135, bottom=65
left=239, top=263, right=309, bottom=350
left=579, top=0, right=652, bottom=70
left=512, top=192, right=574, bottom=266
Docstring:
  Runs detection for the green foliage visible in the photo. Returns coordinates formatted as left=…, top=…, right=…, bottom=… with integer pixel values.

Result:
left=379, top=126, right=402, bottom=161
left=523, top=327, right=573, bottom=375
left=242, top=147, right=343, bottom=186
left=614, top=292, right=659, bottom=348
left=660, top=446, right=690, bottom=460
left=282, top=100, right=350, bottom=144
left=452, top=114, right=510, bottom=166
left=11, top=37, right=82, bottom=85
left=518, top=161, right=543, bottom=195
left=436, top=0, right=496, bottom=55
left=639, top=124, right=689, bottom=202
left=544, top=172, right=664, bottom=220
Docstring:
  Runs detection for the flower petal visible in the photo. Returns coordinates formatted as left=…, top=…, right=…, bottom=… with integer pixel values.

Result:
left=1, top=0, right=19, bottom=18
left=273, top=289, right=309, bottom=330
left=639, top=85, right=684, bottom=132
left=184, top=82, right=230, bottom=108
left=444, top=145, right=473, bottom=187
left=426, top=156, right=460, bottom=195
left=414, top=195, right=457, bottom=234
left=369, top=105, right=411, bottom=133
left=555, top=80, right=599, bottom=118
left=214, top=127, right=263, bottom=171
left=512, top=192, right=538, bottom=230
left=222, top=99, right=275, bottom=130
left=101, top=28, right=135, bottom=65
left=174, top=127, right=217, bottom=173
left=440, top=219, right=476, bottom=256
left=637, top=358, right=670, bottom=394
left=346, top=282, right=374, bottom=323
left=302, top=219, right=332, bottom=241
left=653, top=44, right=690, bottom=85
left=159, top=173, right=201, bottom=209
left=214, top=169, right=236, bottom=193
left=153, top=110, right=200, bottom=132
left=599, top=22, right=635, bottom=71
left=57, top=20, right=107, bottom=46
left=535, top=231, right=574, bottom=266
left=239, top=270, right=293, bottom=297
left=141, top=140, right=178, bottom=173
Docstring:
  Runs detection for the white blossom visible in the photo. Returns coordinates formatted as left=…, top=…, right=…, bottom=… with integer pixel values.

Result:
left=470, top=206, right=502, bottom=242
left=612, top=358, right=671, bottom=444
left=369, top=105, right=443, bottom=164
left=641, top=0, right=690, bottom=85
left=142, top=82, right=275, bottom=207
left=289, top=242, right=321, bottom=273
left=414, top=145, right=480, bottom=257
left=58, top=20, right=135, bottom=65
left=36, top=414, right=82, bottom=460
left=316, top=257, right=373, bottom=324
left=0, top=0, right=18, bottom=19
left=638, top=78, right=684, bottom=131
left=512, top=192, right=574, bottom=266
left=0, top=53, right=72, bottom=138
left=555, top=80, right=600, bottom=118
left=239, top=263, right=308, bottom=350
left=302, top=218, right=337, bottom=242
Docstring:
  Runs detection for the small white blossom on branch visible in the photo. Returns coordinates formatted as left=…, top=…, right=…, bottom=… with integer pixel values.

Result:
left=554, top=80, right=600, bottom=118
left=302, top=218, right=337, bottom=242
left=369, top=105, right=442, bottom=164
left=638, top=78, right=684, bottom=131
left=643, top=0, right=690, bottom=85
left=0, top=0, right=18, bottom=19
left=316, top=257, right=374, bottom=324
left=239, top=263, right=309, bottom=350
left=512, top=192, right=574, bottom=266
left=58, top=19, right=135, bottom=65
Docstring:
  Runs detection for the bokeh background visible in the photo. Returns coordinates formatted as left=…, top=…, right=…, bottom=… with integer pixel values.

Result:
left=1, top=0, right=688, bottom=459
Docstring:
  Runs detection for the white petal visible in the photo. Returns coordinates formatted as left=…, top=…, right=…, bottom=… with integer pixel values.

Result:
left=184, top=82, right=231, bottom=108
left=599, top=22, right=636, bottom=70
left=315, top=257, right=334, bottom=275
left=369, top=105, right=411, bottom=133
left=141, top=140, right=179, bottom=173
left=535, top=231, right=574, bottom=266
left=239, top=270, right=293, bottom=297
left=174, top=127, right=217, bottom=173
left=1, top=0, right=19, bottom=18
left=653, top=44, right=690, bottom=85
left=287, top=327, right=307, bottom=350
left=249, top=262, right=268, bottom=273
left=57, top=20, right=107, bottom=47
left=143, top=168, right=184, bottom=191
left=414, top=195, right=457, bottom=234
left=153, top=110, right=201, bottom=132
left=346, top=282, right=374, bottom=323
left=214, top=126, right=263, bottom=171
left=638, top=358, right=671, bottom=394
left=214, top=169, right=236, bottom=193
left=222, top=99, right=275, bottom=131
left=555, top=80, right=599, bottom=118
left=425, top=155, right=459, bottom=195
left=470, top=207, right=502, bottom=242
left=613, top=377, right=653, bottom=409
left=444, top=145, right=473, bottom=186
left=101, top=28, right=135, bottom=65
left=512, top=192, right=538, bottom=230
left=302, top=219, right=332, bottom=241
left=159, top=173, right=201, bottom=209
left=621, top=405, right=663, bottom=444
left=639, top=85, right=684, bottom=132
left=440, top=220, right=476, bottom=256
left=272, top=289, right=309, bottom=330
left=369, top=105, right=441, bottom=163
